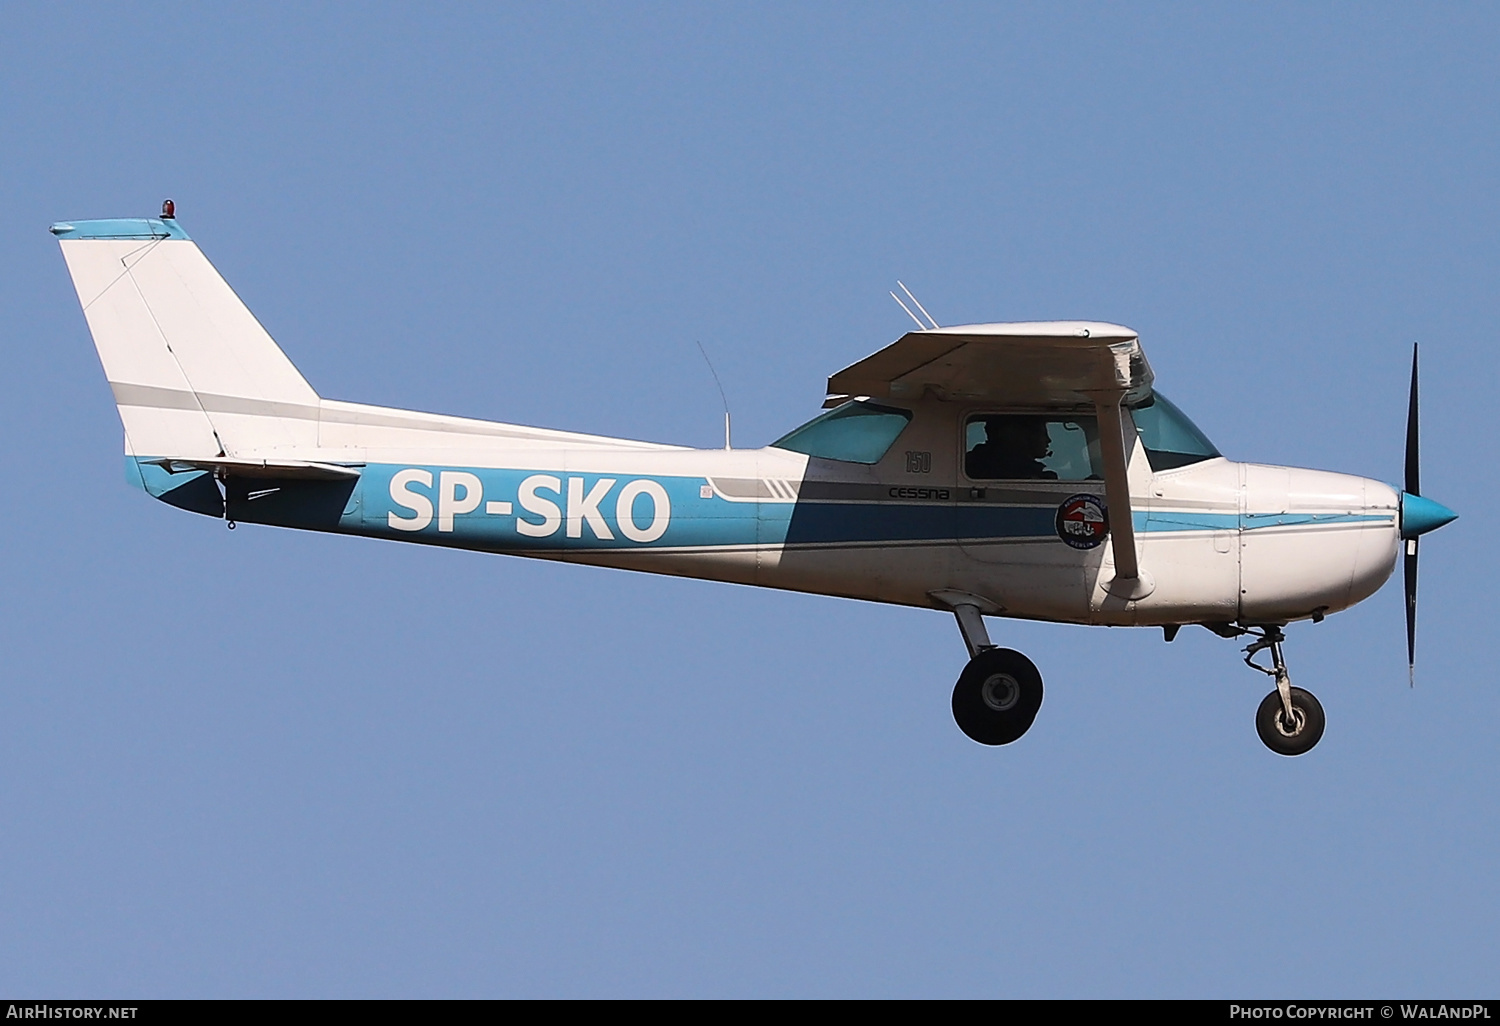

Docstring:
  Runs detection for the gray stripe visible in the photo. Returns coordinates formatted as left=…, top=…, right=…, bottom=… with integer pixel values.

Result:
left=711, top=478, right=789, bottom=500
left=202, top=393, right=321, bottom=420
left=111, top=382, right=320, bottom=420
left=110, top=381, right=205, bottom=412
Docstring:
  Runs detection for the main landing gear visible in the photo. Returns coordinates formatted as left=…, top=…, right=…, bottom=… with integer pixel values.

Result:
left=945, top=601, right=1043, bottom=746
left=1242, top=626, right=1325, bottom=756
left=939, top=600, right=1326, bottom=754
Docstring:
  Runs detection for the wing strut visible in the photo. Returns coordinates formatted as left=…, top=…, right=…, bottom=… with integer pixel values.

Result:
left=1093, top=396, right=1139, bottom=581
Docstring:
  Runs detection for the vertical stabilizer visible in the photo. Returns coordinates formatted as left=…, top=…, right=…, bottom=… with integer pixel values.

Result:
left=53, top=216, right=319, bottom=459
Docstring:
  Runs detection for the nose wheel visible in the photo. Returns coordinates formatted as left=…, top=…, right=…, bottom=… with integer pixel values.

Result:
left=1255, top=685, right=1325, bottom=756
left=1243, top=627, right=1325, bottom=756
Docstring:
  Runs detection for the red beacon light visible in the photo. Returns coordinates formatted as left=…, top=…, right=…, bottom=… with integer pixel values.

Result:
left=161, top=199, right=175, bottom=220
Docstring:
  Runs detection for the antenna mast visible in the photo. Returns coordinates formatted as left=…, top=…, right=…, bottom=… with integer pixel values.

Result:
left=696, top=340, right=732, bottom=450
left=890, top=290, right=926, bottom=329
left=897, top=280, right=940, bottom=328
left=890, top=281, right=940, bottom=329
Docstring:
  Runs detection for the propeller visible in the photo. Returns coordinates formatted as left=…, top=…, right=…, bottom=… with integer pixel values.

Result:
left=1399, top=343, right=1458, bottom=685
left=1404, top=345, right=1420, bottom=685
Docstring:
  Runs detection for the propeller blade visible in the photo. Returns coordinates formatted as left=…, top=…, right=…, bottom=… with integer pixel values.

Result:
left=1405, top=343, right=1420, bottom=498
left=1404, top=537, right=1418, bottom=687
left=1404, top=343, right=1420, bottom=686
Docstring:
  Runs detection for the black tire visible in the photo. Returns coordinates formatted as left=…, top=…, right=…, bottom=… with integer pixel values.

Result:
left=951, top=648, right=1044, bottom=746
left=1255, top=686, right=1326, bottom=756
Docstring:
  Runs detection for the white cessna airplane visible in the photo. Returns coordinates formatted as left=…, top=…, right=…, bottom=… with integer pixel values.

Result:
left=53, top=204, right=1457, bottom=755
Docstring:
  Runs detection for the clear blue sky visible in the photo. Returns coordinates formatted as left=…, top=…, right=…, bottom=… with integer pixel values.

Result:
left=1, top=3, right=1495, bottom=997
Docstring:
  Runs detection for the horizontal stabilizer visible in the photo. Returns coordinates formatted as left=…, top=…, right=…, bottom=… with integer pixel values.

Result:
left=143, top=457, right=363, bottom=481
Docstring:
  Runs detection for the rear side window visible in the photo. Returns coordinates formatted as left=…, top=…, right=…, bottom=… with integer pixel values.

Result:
left=965, top=415, right=1101, bottom=481
left=772, top=400, right=914, bottom=464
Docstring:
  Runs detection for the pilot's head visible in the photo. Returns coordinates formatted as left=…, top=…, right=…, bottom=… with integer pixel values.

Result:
left=989, top=418, right=1051, bottom=457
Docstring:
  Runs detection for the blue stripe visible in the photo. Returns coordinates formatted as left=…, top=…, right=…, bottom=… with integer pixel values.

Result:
left=1141, top=511, right=1238, bottom=531
left=1141, top=511, right=1391, bottom=532
left=128, top=458, right=1396, bottom=549
left=50, top=218, right=191, bottom=241
left=1241, top=512, right=1392, bottom=529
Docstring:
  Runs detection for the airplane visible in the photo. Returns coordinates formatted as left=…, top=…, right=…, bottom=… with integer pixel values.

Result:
left=51, top=202, right=1458, bottom=756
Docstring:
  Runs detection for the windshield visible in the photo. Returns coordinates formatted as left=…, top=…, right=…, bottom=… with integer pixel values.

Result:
left=1130, top=393, right=1221, bottom=471
left=771, top=400, right=913, bottom=464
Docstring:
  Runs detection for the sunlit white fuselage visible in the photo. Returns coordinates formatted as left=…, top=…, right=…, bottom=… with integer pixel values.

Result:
left=194, top=398, right=1400, bottom=631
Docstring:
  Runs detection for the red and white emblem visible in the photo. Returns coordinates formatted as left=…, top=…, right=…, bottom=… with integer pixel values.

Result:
left=1055, top=494, right=1109, bottom=550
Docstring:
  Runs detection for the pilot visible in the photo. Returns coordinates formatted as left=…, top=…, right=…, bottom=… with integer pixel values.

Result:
left=967, top=417, right=1056, bottom=480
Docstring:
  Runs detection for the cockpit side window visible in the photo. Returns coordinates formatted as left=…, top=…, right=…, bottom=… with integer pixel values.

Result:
left=964, top=415, right=1102, bottom=481
left=771, top=400, right=914, bottom=464
left=1130, top=393, right=1221, bottom=471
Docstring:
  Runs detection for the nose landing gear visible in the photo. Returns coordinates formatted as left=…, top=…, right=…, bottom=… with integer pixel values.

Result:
left=1243, top=627, right=1325, bottom=756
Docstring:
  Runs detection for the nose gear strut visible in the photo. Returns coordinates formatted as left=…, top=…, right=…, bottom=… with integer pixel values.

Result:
left=1241, top=626, right=1326, bottom=755
left=1243, top=627, right=1295, bottom=723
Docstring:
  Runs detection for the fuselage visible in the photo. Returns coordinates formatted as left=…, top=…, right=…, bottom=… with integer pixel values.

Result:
left=136, top=395, right=1401, bottom=630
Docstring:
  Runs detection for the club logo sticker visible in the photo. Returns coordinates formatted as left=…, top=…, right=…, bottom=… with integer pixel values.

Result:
left=1055, top=493, right=1109, bottom=550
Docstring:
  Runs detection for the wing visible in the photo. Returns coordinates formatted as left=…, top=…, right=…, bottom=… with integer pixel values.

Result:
left=827, top=321, right=1151, bottom=583
left=826, top=321, right=1152, bottom=407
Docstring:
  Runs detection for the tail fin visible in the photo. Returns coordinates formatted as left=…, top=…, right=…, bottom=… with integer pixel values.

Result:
left=52, top=216, right=319, bottom=460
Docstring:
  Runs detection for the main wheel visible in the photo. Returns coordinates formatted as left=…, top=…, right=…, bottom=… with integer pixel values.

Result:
left=1255, top=686, right=1325, bottom=756
left=951, top=648, right=1044, bottom=746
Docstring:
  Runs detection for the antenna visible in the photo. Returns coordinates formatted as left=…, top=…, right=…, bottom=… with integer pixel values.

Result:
left=890, top=290, right=927, bottom=329
left=896, top=280, right=939, bottom=328
left=695, top=340, right=732, bottom=450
